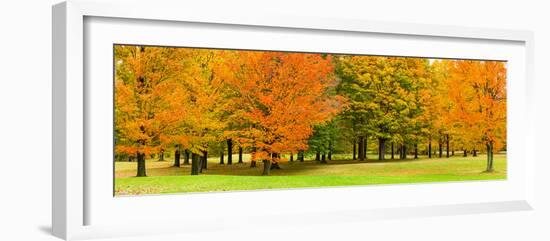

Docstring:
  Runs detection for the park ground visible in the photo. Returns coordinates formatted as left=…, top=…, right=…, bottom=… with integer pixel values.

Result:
left=114, top=153, right=506, bottom=195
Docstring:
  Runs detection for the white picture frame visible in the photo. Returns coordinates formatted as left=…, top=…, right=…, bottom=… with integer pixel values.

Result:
left=52, top=0, right=535, bottom=240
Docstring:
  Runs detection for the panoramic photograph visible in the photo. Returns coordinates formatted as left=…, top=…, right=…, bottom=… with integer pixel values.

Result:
left=113, top=45, right=507, bottom=196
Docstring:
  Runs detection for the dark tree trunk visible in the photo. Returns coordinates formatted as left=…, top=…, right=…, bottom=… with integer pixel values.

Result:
left=414, top=144, right=418, bottom=159
left=219, top=150, right=224, bottom=164
left=299, top=150, right=304, bottom=162
left=428, top=139, right=432, bottom=158
left=315, top=151, right=321, bottom=161
left=159, top=150, right=164, bottom=161
left=238, top=147, right=243, bottom=163
left=321, top=153, right=327, bottom=164
left=290, top=153, right=294, bottom=162
left=227, top=139, right=233, bottom=165
left=183, top=149, right=190, bottom=165
left=486, top=142, right=494, bottom=172
left=378, top=138, right=386, bottom=160
left=463, top=149, right=468, bottom=157
left=446, top=134, right=450, bottom=158
left=363, top=136, right=368, bottom=160
left=438, top=141, right=443, bottom=158
left=136, top=152, right=147, bottom=177
left=201, top=150, right=208, bottom=170
left=473, top=149, right=477, bottom=157
left=191, top=153, right=200, bottom=175
left=262, top=160, right=271, bottom=176
left=250, top=160, right=257, bottom=168
left=391, top=143, right=395, bottom=159
left=400, top=144, right=407, bottom=160
left=174, top=149, right=181, bottom=167
left=452, top=149, right=455, bottom=156
left=353, top=139, right=357, bottom=160
left=358, top=136, right=364, bottom=161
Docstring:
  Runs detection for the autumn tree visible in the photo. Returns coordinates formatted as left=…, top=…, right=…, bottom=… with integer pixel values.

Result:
left=445, top=60, right=506, bottom=171
left=114, top=45, right=186, bottom=177
left=218, top=51, right=344, bottom=175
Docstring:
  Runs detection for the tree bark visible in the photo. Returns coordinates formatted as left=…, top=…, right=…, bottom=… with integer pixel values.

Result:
left=321, top=153, right=327, bottom=164
left=219, top=150, right=224, bottom=164
left=463, top=149, right=468, bottom=157
left=262, top=160, right=271, bottom=176
left=358, top=136, right=364, bottom=161
left=299, top=150, right=304, bottom=162
left=136, top=152, right=147, bottom=177
left=438, top=140, right=443, bottom=158
left=391, top=143, right=395, bottom=159
left=446, top=134, right=450, bottom=158
left=227, top=139, right=233, bottom=165
left=290, top=153, right=294, bottom=162
left=363, top=136, right=368, bottom=160
left=473, top=149, right=477, bottom=157
left=315, top=151, right=321, bottom=161
left=486, top=142, right=494, bottom=172
left=428, top=138, right=432, bottom=158
left=414, top=144, right=418, bottom=159
left=191, top=153, right=200, bottom=175
left=201, top=150, right=208, bottom=170
left=159, top=150, right=164, bottom=161
left=238, top=147, right=243, bottom=163
left=250, top=160, right=257, bottom=168
left=400, top=144, right=407, bottom=160
left=378, top=138, right=386, bottom=160
left=174, top=149, right=181, bottom=167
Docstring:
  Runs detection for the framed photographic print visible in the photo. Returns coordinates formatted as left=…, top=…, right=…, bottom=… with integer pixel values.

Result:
left=52, top=0, right=535, bottom=240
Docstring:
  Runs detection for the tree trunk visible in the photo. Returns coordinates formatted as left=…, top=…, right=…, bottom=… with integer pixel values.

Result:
left=486, top=142, right=494, bottom=172
left=262, top=160, right=271, bottom=176
left=321, top=153, right=327, bottom=164
left=446, top=134, right=450, bottom=158
left=299, top=150, right=304, bottom=162
left=353, top=139, right=357, bottom=160
left=378, top=138, right=386, bottom=160
left=414, top=144, right=418, bottom=159
left=358, top=136, right=364, bottom=161
left=159, top=150, right=164, bottom=161
left=290, top=153, right=294, bottom=162
left=363, top=136, right=368, bottom=160
left=191, top=153, right=200, bottom=175
left=391, top=143, right=395, bottom=159
left=136, top=152, right=147, bottom=177
left=473, top=149, right=477, bottom=157
left=201, top=150, right=208, bottom=170
left=238, top=147, right=243, bottom=163
left=428, top=139, right=432, bottom=158
left=463, top=149, right=468, bottom=157
left=219, top=150, right=224, bottom=164
left=315, top=151, right=321, bottom=161
left=400, top=144, right=407, bottom=160
left=250, top=160, right=257, bottom=168
left=227, top=139, right=233, bottom=165
left=174, top=149, right=181, bottom=167
left=438, top=141, right=443, bottom=158
left=183, top=149, right=190, bottom=165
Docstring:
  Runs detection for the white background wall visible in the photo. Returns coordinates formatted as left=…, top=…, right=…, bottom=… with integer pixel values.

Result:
left=1, top=0, right=549, bottom=240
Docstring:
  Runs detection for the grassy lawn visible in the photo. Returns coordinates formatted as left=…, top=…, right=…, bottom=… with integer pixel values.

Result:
left=114, top=153, right=506, bottom=195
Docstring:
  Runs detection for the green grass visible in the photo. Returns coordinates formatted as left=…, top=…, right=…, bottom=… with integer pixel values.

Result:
left=114, top=153, right=506, bottom=195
